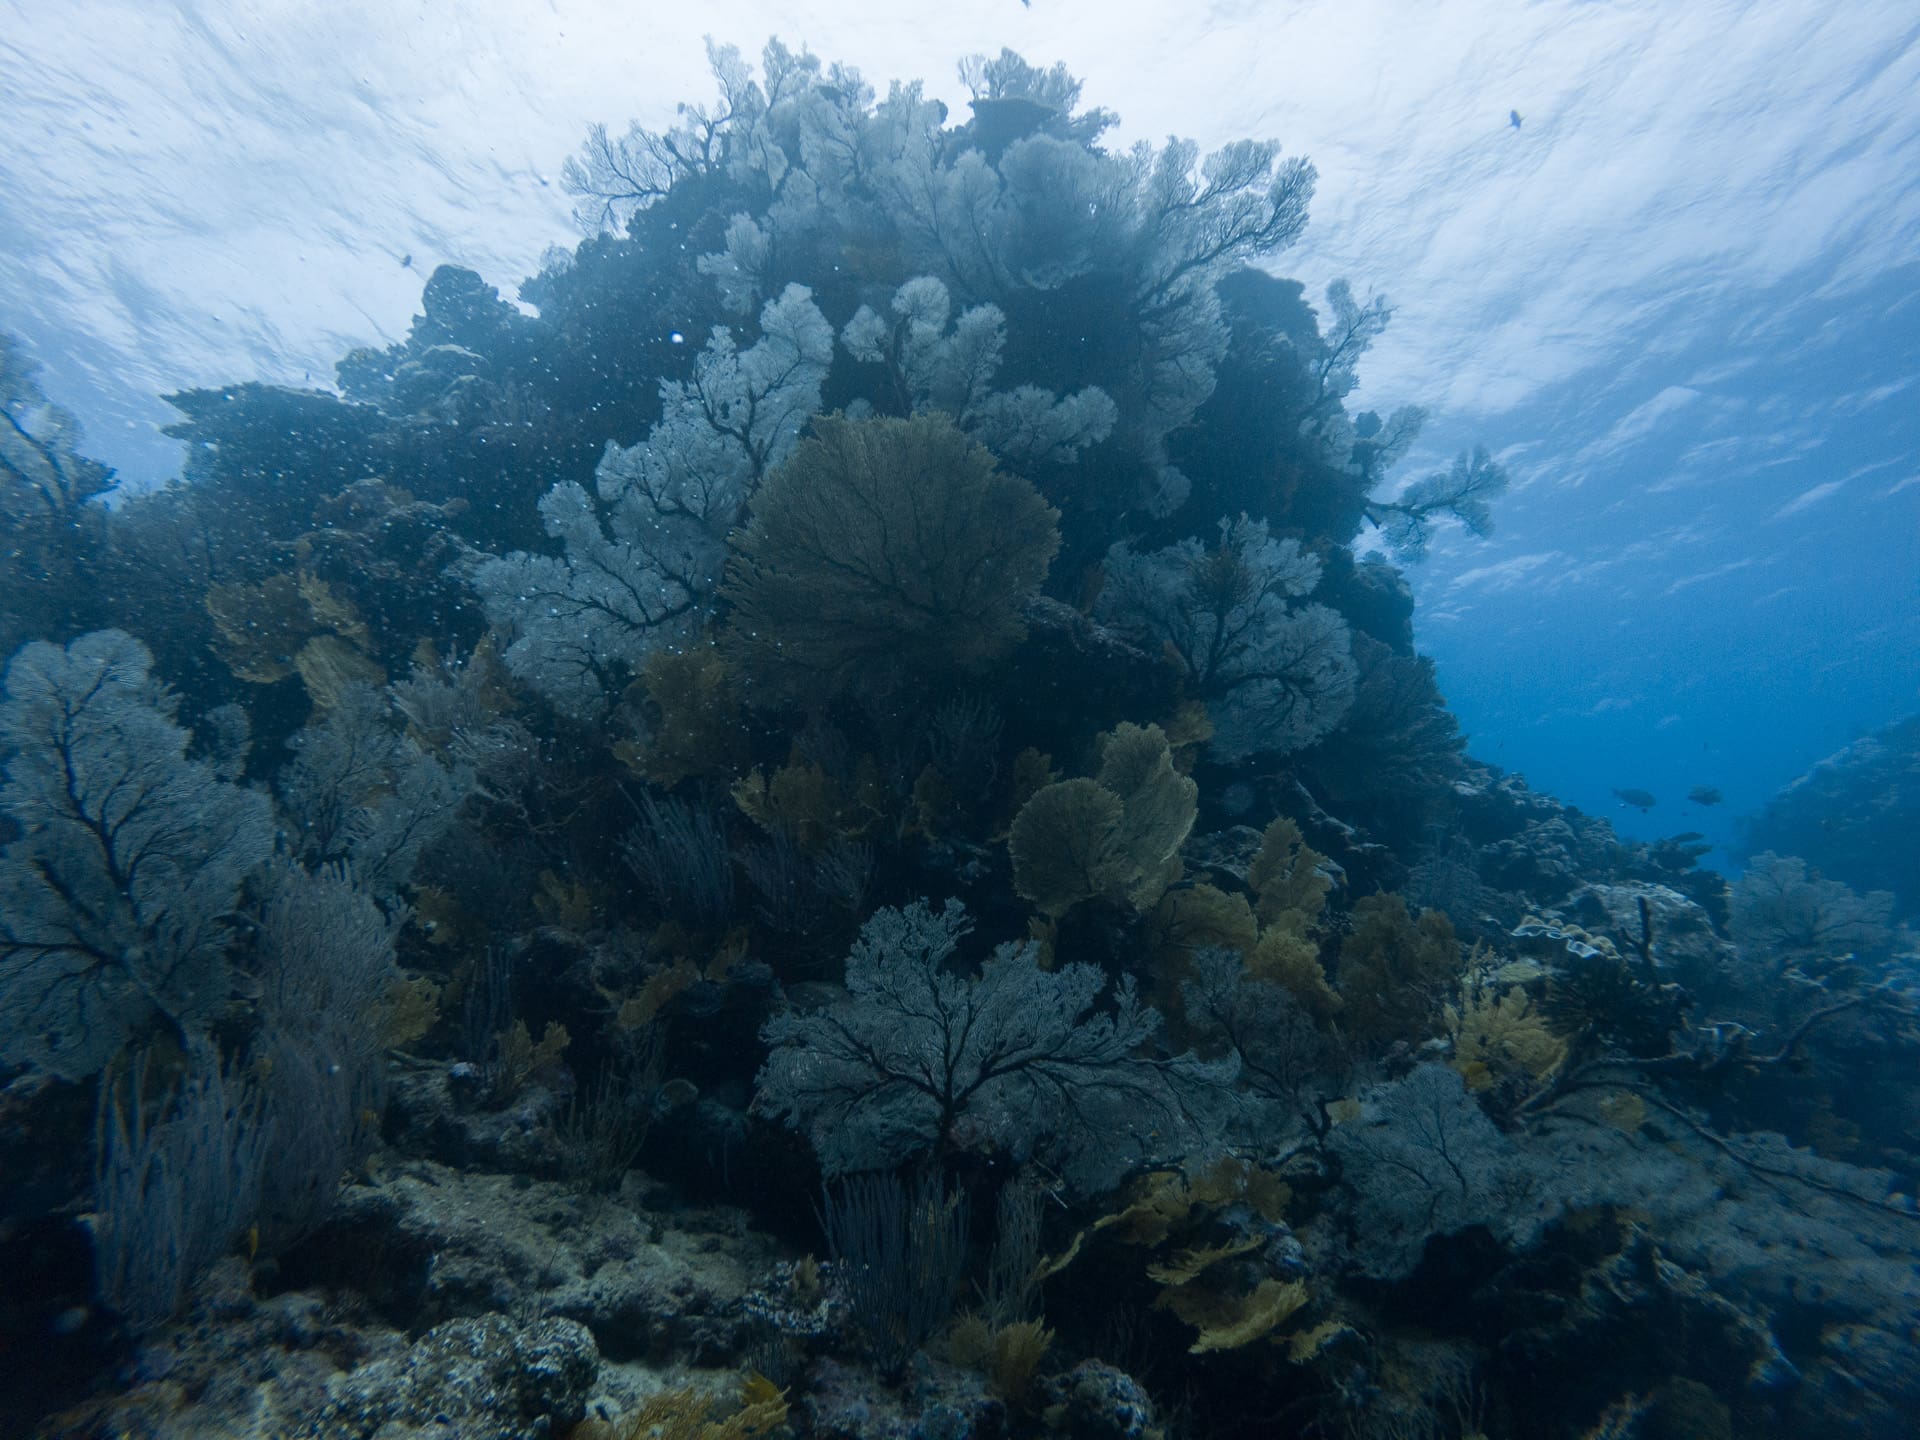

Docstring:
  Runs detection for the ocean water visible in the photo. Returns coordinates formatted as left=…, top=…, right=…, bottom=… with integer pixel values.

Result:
left=2, top=6, right=1917, bottom=1439
left=5, top=3, right=1916, bottom=863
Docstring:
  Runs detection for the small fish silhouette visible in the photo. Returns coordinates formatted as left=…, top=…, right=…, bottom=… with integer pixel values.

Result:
left=1509, top=110, right=1523, bottom=130
left=1687, top=785, right=1723, bottom=807
left=1612, top=787, right=1657, bottom=811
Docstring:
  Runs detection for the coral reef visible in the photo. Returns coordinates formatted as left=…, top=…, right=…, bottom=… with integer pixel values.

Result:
left=1742, top=712, right=1920, bottom=923
left=0, top=35, right=1914, bottom=1440
left=724, top=413, right=1059, bottom=699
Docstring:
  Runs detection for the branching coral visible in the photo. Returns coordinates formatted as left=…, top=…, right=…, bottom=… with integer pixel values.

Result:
left=566, top=39, right=1315, bottom=474
left=0, top=333, right=114, bottom=655
left=0, top=631, right=274, bottom=1078
left=1098, top=515, right=1356, bottom=761
left=1730, top=852, right=1894, bottom=966
left=754, top=898, right=1231, bottom=1192
left=472, top=285, right=832, bottom=718
left=1363, top=444, right=1511, bottom=560
left=840, top=275, right=1117, bottom=467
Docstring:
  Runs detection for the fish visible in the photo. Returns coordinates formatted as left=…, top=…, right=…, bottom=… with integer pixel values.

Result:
left=1687, top=785, right=1723, bottom=806
left=1510, top=109, right=1523, bottom=130
left=1612, top=787, right=1657, bottom=811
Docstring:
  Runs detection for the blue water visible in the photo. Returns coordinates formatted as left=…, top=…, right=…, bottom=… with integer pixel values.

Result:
left=1411, top=262, right=1920, bottom=866
left=4, top=1, right=1918, bottom=856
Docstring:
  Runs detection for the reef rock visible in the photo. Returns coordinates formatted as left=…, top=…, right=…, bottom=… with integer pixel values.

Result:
left=287, top=1161, right=776, bottom=1362
left=1563, top=879, right=1730, bottom=994
left=303, top=1313, right=598, bottom=1440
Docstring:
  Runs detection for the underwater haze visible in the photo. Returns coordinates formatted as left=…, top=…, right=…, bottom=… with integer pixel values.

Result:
left=3, top=4, right=1919, bottom=1439
left=5, top=1, right=1917, bottom=859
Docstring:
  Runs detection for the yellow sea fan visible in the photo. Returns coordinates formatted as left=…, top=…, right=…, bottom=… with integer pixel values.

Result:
left=1097, top=721, right=1198, bottom=908
left=625, top=643, right=747, bottom=787
left=618, top=958, right=701, bottom=1029
left=1144, top=1236, right=1263, bottom=1287
left=1147, top=885, right=1260, bottom=993
left=1165, top=1277, right=1309, bottom=1353
left=293, top=634, right=385, bottom=709
left=1286, top=1318, right=1354, bottom=1362
left=382, top=975, right=441, bottom=1049
left=1448, top=982, right=1567, bottom=1084
left=1247, top=815, right=1331, bottom=928
left=1091, top=1167, right=1198, bottom=1246
left=1247, top=927, right=1341, bottom=1019
left=1009, top=778, right=1128, bottom=916
left=296, top=571, right=370, bottom=648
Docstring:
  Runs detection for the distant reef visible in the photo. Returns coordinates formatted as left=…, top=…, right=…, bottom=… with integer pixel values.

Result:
left=1744, top=713, right=1920, bottom=921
